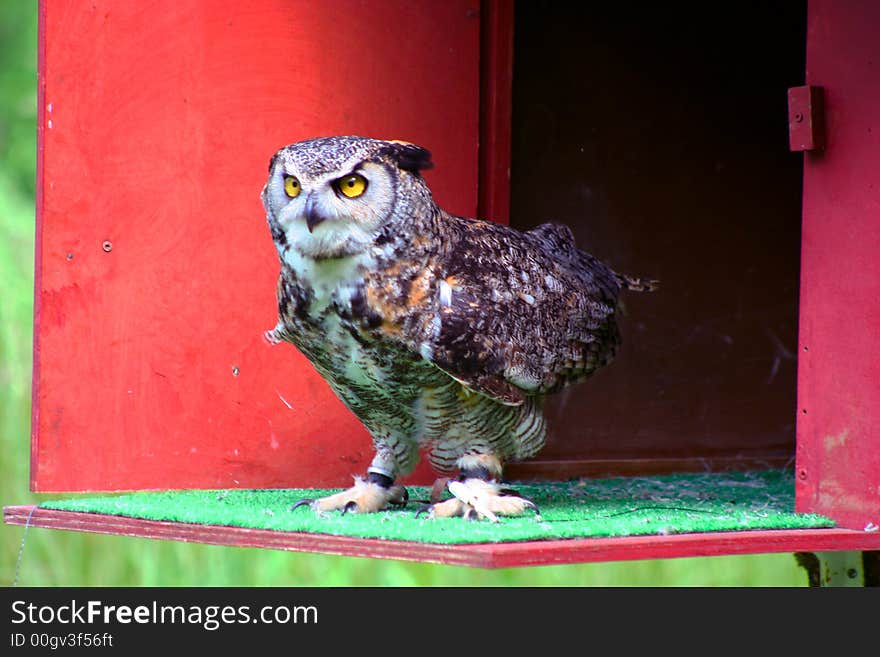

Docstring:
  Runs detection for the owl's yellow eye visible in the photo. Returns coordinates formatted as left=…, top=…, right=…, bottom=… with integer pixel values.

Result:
left=283, top=175, right=301, bottom=198
left=336, top=173, right=368, bottom=199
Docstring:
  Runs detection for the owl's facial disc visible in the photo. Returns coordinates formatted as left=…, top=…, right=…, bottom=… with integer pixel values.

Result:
left=266, top=160, right=394, bottom=259
left=304, top=172, right=370, bottom=232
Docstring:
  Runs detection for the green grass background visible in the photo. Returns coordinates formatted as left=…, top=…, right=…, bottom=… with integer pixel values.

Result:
left=0, top=3, right=807, bottom=586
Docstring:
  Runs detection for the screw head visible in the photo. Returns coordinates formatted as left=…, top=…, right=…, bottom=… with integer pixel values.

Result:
left=794, top=112, right=804, bottom=123
left=102, top=240, right=113, bottom=252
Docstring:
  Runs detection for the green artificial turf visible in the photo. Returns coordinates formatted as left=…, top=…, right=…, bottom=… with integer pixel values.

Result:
left=41, top=470, right=833, bottom=545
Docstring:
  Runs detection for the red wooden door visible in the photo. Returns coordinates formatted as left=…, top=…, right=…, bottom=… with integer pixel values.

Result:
left=796, top=0, right=880, bottom=530
left=33, top=0, right=482, bottom=491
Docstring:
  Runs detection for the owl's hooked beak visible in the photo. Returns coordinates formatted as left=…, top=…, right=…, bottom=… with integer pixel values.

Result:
left=304, top=195, right=327, bottom=233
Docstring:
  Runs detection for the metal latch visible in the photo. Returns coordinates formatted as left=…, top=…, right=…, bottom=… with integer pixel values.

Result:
left=788, top=85, right=825, bottom=152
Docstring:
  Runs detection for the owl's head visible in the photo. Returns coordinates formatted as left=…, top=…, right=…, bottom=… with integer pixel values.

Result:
left=263, top=136, right=434, bottom=259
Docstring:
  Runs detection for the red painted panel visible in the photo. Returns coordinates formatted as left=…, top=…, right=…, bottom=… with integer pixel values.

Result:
left=33, top=0, right=481, bottom=491
left=797, top=0, right=880, bottom=529
left=477, top=0, right=513, bottom=224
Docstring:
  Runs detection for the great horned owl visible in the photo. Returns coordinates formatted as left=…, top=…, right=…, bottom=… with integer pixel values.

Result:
left=262, top=136, right=655, bottom=521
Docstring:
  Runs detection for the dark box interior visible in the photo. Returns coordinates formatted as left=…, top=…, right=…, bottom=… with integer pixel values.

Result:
left=507, top=2, right=807, bottom=479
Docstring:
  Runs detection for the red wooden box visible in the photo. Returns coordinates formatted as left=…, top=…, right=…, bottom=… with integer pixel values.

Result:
left=9, top=0, right=879, bottom=567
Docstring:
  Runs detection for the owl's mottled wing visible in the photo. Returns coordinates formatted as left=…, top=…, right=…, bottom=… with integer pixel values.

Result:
left=417, top=219, right=625, bottom=406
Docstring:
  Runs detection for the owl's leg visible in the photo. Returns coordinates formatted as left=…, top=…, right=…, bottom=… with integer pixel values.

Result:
left=290, top=472, right=408, bottom=515
left=291, top=440, right=417, bottom=515
left=417, top=454, right=541, bottom=522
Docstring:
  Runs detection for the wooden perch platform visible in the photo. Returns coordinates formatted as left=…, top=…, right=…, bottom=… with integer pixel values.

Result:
left=6, top=505, right=880, bottom=569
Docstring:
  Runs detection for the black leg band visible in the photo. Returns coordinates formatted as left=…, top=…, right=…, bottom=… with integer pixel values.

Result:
left=459, top=465, right=493, bottom=481
left=368, top=472, right=394, bottom=488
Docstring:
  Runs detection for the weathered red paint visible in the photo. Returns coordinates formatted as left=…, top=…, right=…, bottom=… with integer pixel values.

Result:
left=6, top=506, right=880, bottom=568
left=796, top=0, right=880, bottom=530
left=32, top=0, right=481, bottom=491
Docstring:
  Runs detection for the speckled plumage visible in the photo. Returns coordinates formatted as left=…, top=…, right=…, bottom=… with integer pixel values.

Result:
left=262, top=136, right=654, bottom=510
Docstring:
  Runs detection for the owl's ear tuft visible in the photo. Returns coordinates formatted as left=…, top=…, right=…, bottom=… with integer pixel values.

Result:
left=268, top=146, right=287, bottom=173
left=379, top=140, right=433, bottom=174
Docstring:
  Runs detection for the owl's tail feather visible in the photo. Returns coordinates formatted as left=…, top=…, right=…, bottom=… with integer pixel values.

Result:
left=616, top=273, right=660, bottom=293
